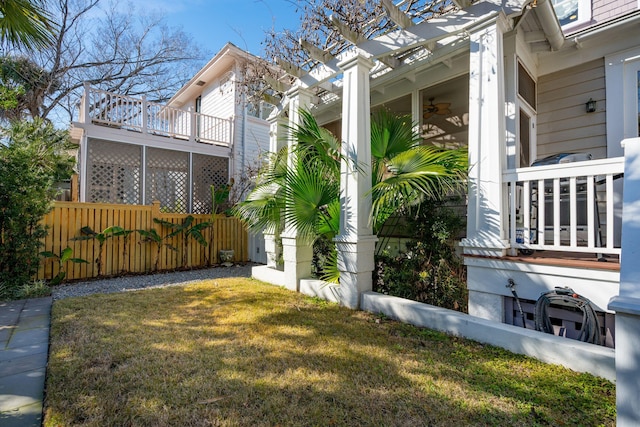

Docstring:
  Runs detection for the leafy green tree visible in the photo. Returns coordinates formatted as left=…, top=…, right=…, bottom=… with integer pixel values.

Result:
left=0, top=118, right=74, bottom=299
left=0, top=0, right=56, bottom=51
left=0, top=56, right=54, bottom=122
left=234, top=109, right=467, bottom=282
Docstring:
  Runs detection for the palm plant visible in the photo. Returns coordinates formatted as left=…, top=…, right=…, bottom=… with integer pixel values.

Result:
left=233, top=109, right=468, bottom=282
left=0, top=0, right=56, bottom=50
left=369, top=110, right=468, bottom=233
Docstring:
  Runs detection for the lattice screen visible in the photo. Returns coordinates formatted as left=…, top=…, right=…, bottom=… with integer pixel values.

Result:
left=192, top=154, right=229, bottom=214
left=145, top=148, right=189, bottom=213
left=86, top=139, right=141, bottom=204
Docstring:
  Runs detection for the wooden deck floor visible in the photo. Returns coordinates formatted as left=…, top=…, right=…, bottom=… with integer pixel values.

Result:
left=465, top=251, right=620, bottom=271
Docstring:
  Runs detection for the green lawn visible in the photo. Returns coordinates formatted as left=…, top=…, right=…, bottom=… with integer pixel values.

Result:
left=45, top=278, right=615, bottom=426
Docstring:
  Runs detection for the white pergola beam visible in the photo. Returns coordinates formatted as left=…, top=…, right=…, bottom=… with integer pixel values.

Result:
left=381, top=0, right=414, bottom=29
left=261, top=92, right=282, bottom=107
left=263, top=75, right=291, bottom=94
left=452, top=0, right=473, bottom=7
left=330, top=14, right=366, bottom=45
left=299, top=38, right=335, bottom=64
left=378, top=55, right=402, bottom=69
left=275, top=58, right=305, bottom=79
left=301, top=1, right=523, bottom=88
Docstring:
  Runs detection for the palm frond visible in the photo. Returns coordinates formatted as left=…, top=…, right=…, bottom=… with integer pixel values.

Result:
left=0, top=0, right=56, bottom=50
left=370, top=146, right=467, bottom=233
left=282, top=160, right=340, bottom=240
left=232, top=182, right=285, bottom=234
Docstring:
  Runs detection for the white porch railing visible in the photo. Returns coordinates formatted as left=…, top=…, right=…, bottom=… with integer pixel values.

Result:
left=80, top=84, right=233, bottom=147
left=503, top=157, right=624, bottom=255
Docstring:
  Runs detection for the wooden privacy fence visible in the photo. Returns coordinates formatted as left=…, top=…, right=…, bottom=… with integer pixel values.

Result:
left=37, top=201, right=249, bottom=282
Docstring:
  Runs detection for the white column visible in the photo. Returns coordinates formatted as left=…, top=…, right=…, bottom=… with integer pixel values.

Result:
left=461, top=16, right=510, bottom=257
left=264, top=115, right=287, bottom=269
left=281, top=85, right=314, bottom=291
left=608, top=137, right=640, bottom=427
left=334, top=53, right=378, bottom=309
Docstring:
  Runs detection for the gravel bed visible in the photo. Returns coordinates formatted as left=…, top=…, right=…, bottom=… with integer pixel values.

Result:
left=52, top=263, right=256, bottom=300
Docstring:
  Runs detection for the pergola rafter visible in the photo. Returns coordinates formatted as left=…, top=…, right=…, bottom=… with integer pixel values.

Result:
left=381, top=0, right=415, bottom=29
left=265, top=0, right=542, bottom=115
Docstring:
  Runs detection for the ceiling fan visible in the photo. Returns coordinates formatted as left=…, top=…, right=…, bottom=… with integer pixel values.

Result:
left=423, top=97, right=451, bottom=119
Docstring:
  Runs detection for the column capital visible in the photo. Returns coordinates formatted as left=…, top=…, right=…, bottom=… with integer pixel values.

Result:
left=285, top=84, right=314, bottom=101
left=337, top=52, right=375, bottom=72
left=467, top=10, right=510, bottom=35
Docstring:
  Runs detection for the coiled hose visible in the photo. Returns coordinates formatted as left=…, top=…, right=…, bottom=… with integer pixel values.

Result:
left=534, top=287, right=602, bottom=345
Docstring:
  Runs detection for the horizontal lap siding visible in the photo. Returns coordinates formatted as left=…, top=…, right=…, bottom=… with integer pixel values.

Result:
left=592, top=0, right=638, bottom=25
left=537, top=59, right=606, bottom=160
left=36, top=202, right=249, bottom=282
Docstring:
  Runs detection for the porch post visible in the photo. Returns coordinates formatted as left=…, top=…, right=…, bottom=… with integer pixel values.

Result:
left=263, top=115, right=287, bottom=269
left=281, top=85, right=314, bottom=291
left=334, top=52, right=378, bottom=309
left=461, top=15, right=510, bottom=257
left=608, top=137, right=640, bottom=426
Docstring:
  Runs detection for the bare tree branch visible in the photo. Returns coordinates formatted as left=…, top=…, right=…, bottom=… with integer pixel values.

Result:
left=18, top=0, right=206, bottom=122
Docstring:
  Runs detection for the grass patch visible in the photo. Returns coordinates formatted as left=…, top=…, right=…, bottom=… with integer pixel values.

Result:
left=45, top=278, right=615, bottom=426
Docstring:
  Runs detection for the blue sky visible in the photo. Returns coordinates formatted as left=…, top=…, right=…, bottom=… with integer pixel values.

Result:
left=136, top=0, right=303, bottom=58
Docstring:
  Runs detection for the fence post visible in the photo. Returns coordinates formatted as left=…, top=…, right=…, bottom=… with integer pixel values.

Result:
left=142, top=95, right=148, bottom=134
left=70, top=174, right=79, bottom=202
left=190, top=106, right=196, bottom=143
left=81, top=82, right=91, bottom=123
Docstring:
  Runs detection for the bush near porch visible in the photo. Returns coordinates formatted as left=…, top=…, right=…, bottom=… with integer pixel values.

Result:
left=374, top=199, right=468, bottom=312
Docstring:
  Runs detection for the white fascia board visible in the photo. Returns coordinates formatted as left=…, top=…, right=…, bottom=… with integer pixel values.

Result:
left=300, top=1, right=523, bottom=89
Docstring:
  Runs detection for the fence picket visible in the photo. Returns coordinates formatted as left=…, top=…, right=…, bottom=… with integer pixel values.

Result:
left=36, top=202, right=249, bottom=281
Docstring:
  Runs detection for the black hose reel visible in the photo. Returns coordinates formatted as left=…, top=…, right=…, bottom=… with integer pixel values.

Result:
left=508, top=280, right=602, bottom=345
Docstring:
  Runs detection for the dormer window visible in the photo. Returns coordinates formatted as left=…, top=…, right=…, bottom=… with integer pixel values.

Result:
left=551, top=0, right=591, bottom=30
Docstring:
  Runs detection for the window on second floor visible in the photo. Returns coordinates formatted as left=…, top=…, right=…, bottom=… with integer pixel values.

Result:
left=551, top=0, right=591, bottom=30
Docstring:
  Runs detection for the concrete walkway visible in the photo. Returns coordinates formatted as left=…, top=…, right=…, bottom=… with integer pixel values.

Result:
left=0, top=297, right=52, bottom=426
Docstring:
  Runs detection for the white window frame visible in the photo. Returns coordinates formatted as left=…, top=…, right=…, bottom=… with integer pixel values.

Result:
left=516, top=59, right=537, bottom=167
left=551, top=0, right=591, bottom=31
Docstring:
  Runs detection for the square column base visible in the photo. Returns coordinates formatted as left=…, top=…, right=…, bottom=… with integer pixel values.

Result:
left=460, top=237, right=510, bottom=257
left=282, top=236, right=313, bottom=292
left=263, top=233, right=281, bottom=269
left=335, top=235, right=377, bottom=309
left=609, top=296, right=640, bottom=426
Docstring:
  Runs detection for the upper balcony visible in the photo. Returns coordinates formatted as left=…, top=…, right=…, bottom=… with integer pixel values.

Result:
left=76, top=83, right=233, bottom=147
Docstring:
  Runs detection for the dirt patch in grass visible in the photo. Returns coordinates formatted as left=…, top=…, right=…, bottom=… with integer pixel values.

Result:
left=44, top=278, right=615, bottom=426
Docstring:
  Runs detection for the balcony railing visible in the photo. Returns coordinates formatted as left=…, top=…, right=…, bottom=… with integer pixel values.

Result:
left=503, top=157, right=624, bottom=255
left=79, top=84, right=233, bottom=147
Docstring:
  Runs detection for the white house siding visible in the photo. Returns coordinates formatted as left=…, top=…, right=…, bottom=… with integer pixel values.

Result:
left=537, top=58, right=607, bottom=160
left=592, top=0, right=637, bottom=25
left=200, top=70, right=236, bottom=121
left=244, top=117, right=270, bottom=166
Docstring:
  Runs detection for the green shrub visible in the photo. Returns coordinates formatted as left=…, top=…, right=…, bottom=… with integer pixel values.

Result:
left=15, top=280, right=51, bottom=299
left=0, top=119, right=74, bottom=300
left=373, top=200, right=468, bottom=312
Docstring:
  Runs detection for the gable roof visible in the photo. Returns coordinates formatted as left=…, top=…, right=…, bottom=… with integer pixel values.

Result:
left=167, top=42, right=261, bottom=107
